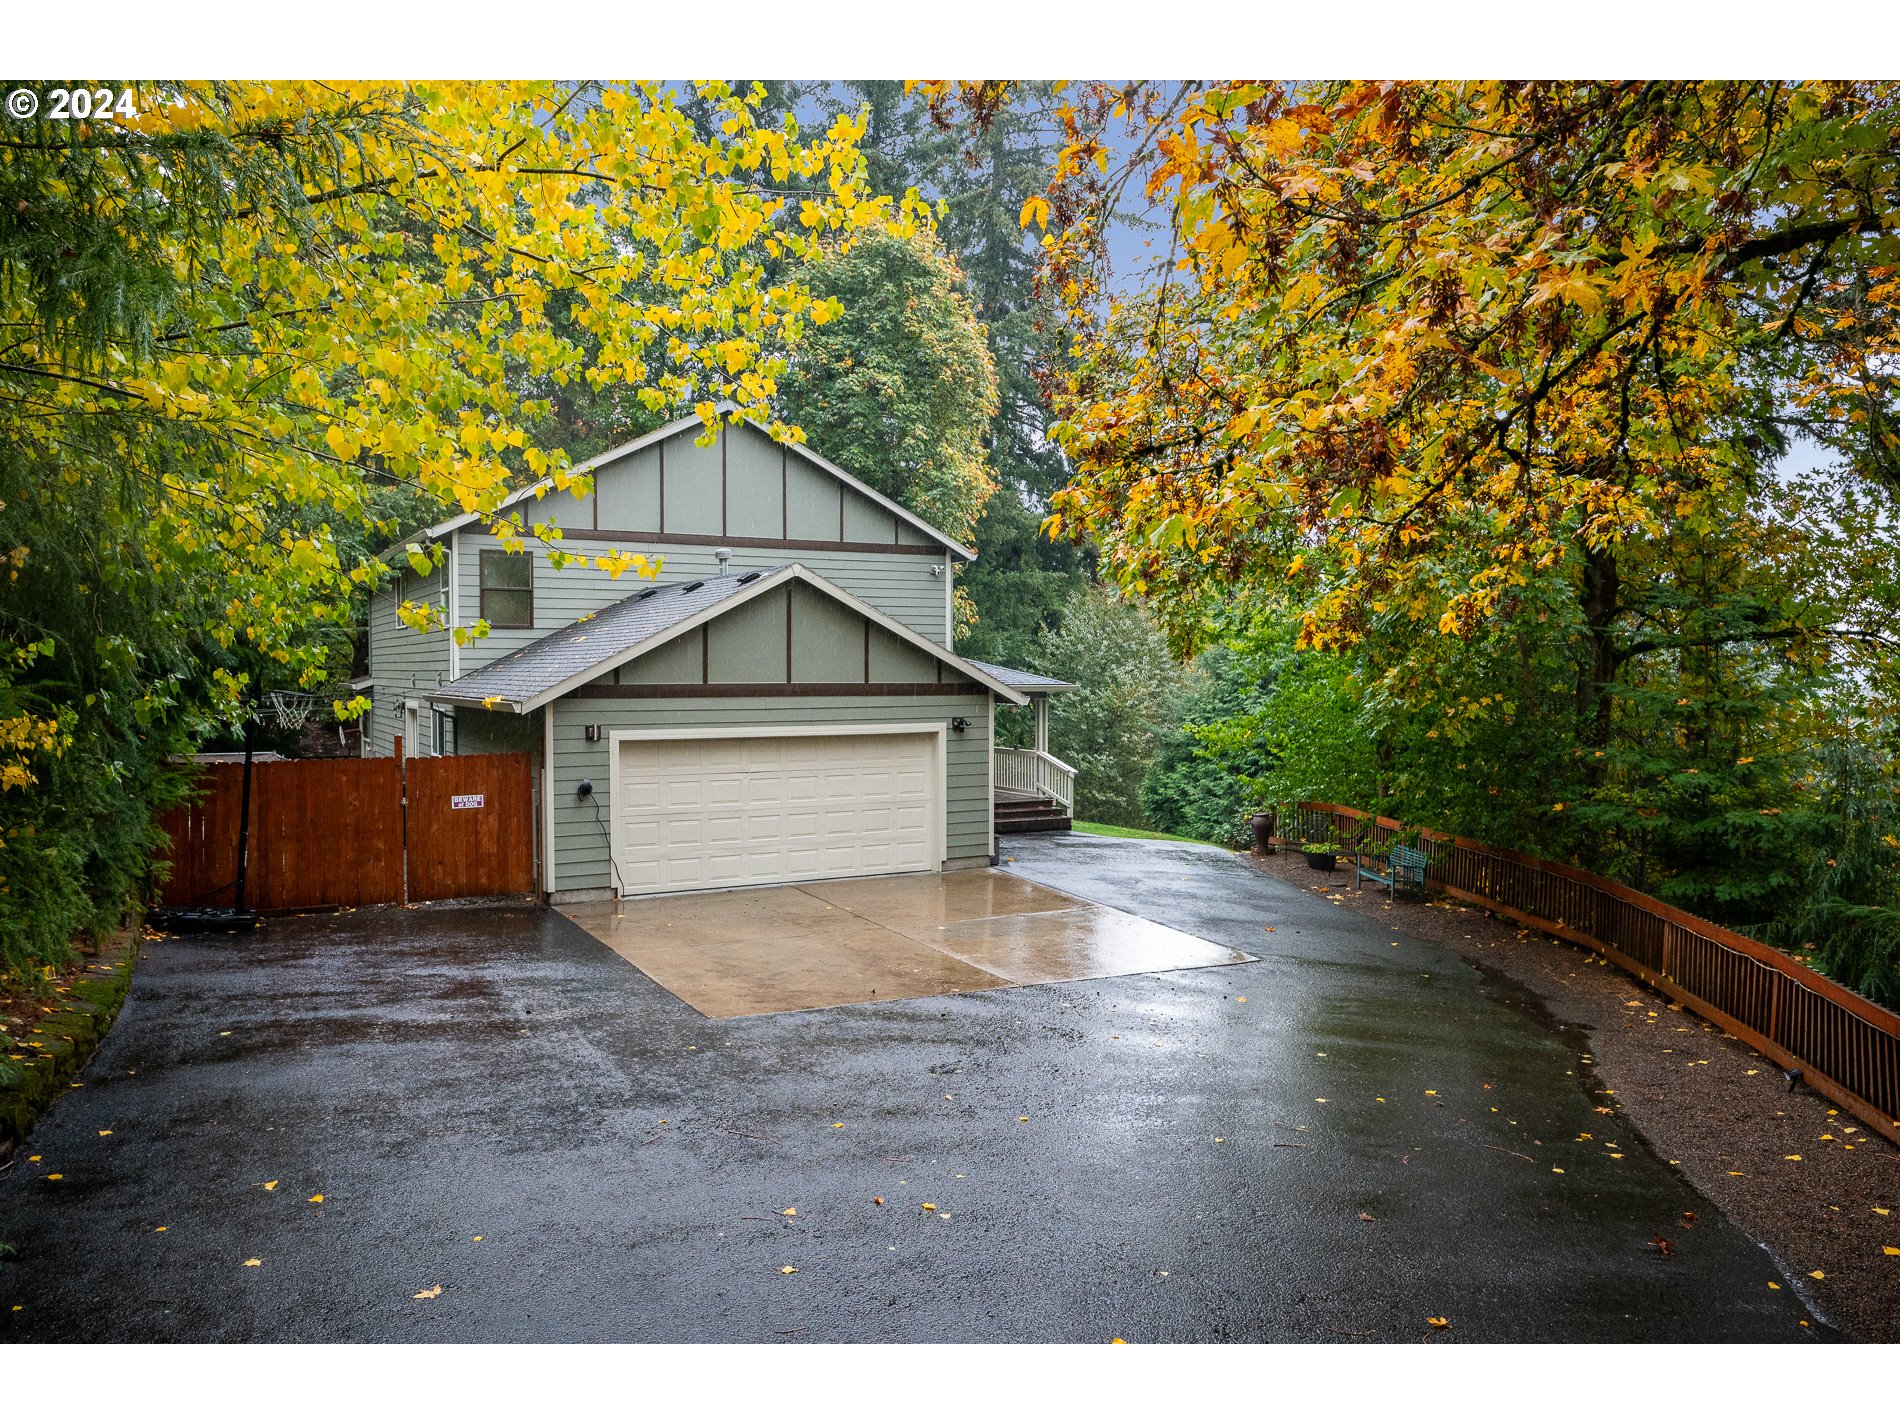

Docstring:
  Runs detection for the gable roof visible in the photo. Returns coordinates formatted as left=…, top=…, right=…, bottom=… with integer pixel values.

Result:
left=966, top=659, right=1078, bottom=694
left=403, top=403, right=976, bottom=562
left=428, top=563, right=1028, bottom=714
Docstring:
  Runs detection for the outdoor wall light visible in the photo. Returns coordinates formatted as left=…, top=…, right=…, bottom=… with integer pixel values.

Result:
left=584, top=723, right=603, bottom=741
left=950, top=717, right=972, bottom=732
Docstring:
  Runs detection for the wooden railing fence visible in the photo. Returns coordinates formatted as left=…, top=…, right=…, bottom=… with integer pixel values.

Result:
left=1295, top=801, right=1900, bottom=1148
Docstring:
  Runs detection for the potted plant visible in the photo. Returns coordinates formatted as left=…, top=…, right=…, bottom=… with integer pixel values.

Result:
left=1249, top=807, right=1278, bottom=854
left=1300, top=839, right=1344, bottom=871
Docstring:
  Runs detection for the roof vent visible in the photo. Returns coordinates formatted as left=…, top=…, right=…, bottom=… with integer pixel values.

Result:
left=681, top=580, right=704, bottom=593
left=736, top=570, right=762, bottom=585
left=714, top=546, right=732, bottom=575
left=635, top=587, right=657, bottom=600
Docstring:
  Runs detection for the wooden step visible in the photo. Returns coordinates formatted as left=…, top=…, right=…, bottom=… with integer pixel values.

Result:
left=997, top=815, right=1073, bottom=834
left=995, top=796, right=1072, bottom=834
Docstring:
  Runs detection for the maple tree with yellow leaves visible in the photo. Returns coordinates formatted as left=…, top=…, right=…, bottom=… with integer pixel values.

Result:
left=0, top=80, right=919, bottom=969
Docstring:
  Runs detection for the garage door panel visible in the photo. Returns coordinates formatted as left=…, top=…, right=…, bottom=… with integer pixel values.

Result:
left=614, top=730, right=939, bottom=895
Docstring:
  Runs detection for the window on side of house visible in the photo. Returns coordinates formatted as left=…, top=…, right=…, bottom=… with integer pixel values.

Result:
left=434, top=708, right=457, bottom=756
left=480, top=549, right=534, bottom=628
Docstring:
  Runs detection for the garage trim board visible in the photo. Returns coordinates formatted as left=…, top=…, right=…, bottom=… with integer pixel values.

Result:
left=607, top=722, right=948, bottom=897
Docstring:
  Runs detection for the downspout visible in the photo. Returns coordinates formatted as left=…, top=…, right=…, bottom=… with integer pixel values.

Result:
left=542, top=702, right=557, bottom=897
left=447, top=528, right=461, bottom=682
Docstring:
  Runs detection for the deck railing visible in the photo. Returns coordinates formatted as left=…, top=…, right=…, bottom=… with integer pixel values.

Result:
left=995, top=747, right=1076, bottom=812
left=1295, top=801, right=1900, bottom=1148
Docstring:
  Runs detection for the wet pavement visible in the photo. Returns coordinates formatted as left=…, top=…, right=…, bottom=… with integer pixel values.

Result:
left=0, top=833, right=1833, bottom=1342
left=564, top=869, right=1252, bottom=1016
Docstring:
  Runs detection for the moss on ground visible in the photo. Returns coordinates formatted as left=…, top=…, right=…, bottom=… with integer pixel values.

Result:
left=0, top=926, right=137, bottom=1153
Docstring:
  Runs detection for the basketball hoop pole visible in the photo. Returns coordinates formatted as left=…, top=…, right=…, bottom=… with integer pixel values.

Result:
left=234, top=710, right=256, bottom=916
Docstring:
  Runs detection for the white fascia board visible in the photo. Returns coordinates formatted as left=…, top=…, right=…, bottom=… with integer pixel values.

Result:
left=394, top=403, right=975, bottom=563
left=394, top=410, right=714, bottom=555
left=430, top=562, right=1028, bottom=714
left=780, top=564, right=1027, bottom=705
left=754, top=419, right=977, bottom=562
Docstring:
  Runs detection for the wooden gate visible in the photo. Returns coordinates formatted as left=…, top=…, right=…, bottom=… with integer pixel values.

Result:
left=155, top=753, right=535, bottom=911
left=404, top=753, right=536, bottom=901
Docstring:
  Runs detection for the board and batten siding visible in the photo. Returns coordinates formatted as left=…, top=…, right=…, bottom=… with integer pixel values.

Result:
left=545, top=693, right=994, bottom=895
left=365, top=577, right=450, bottom=756
left=450, top=418, right=951, bottom=668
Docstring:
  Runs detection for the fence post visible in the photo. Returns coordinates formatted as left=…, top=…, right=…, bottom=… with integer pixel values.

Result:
left=1659, top=919, right=1672, bottom=982
left=1767, top=973, right=1782, bottom=1043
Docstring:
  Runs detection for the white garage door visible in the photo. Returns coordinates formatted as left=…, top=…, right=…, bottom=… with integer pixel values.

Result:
left=614, top=730, right=940, bottom=895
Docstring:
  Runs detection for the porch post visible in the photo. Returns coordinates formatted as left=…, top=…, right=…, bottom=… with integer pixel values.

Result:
left=1033, top=694, right=1049, bottom=756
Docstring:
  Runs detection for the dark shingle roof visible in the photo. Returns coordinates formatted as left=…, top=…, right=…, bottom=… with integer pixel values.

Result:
left=965, top=659, right=1076, bottom=693
left=432, top=568, right=787, bottom=710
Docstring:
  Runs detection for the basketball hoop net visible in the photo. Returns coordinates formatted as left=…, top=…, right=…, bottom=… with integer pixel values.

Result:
left=263, top=690, right=324, bottom=731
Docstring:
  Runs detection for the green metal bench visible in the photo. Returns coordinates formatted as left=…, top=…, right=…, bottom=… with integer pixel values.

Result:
left=1355, top=843, right=1429, bottom=900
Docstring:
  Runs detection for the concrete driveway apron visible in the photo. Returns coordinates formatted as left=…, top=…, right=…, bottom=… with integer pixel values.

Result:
left=561, top=868, right=1252, bottom=1017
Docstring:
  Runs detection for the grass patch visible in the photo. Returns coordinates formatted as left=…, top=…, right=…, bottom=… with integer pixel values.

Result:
left=1072, top=821, right=1225, bottom=847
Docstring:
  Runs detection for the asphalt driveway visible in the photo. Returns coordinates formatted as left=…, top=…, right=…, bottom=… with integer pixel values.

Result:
left=0, top=834, right=1832, bottom=1342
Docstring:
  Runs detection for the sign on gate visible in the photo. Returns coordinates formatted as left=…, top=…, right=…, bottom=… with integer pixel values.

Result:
left=154, top=752, right=535, bottom=910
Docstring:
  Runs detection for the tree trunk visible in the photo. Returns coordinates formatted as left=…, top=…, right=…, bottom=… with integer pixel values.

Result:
left=1576, top=543, right=1621, bottom=776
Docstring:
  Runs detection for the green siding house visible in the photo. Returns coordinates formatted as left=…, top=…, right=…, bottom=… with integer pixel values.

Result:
left=361, top=409, right=1074, bottom=902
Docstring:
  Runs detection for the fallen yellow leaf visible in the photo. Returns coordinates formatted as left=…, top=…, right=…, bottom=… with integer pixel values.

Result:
left=921, top=1202, right=938, bottom=1212
left=45, top=1173, right=62, bottom=1181
left=1768, top=1282, right=1781, bottom=1290
left=781, top=1207, right=797, bottom=1217
left=1552, top=1167, right=1565, bottom=1174
left=780, top=1266, right=797, bottom=1275
left=1875, top=1207, right=1890, bottom=1216
left=308, top=1194, right=324, bottom=1203
left=1018, top=1116, right=1030, bottom=1122
left=1110, top=1337, right=1127, bottom=1344
left=1882, top=1246, right=1899, bottom=1256
left=98, top=1129, right=112, bottom=1137
left=263, top=1180, right=278, bottom=1191
left=243, top=1258, right=262, bottom=1267
left=832, top=1123, right=844, bottom=1129
left=1427, top=1316, right=1449, bottom=1328
left=414, top=1285, right=443, bottom=1299
left=1809, top=1270, right=1825, bottom=1280
left=1785, top=1155, right=1803, bottom=1162
left=154, top=1226, right=167, bottom=1233
left=474, top=1236, right=484, bottom=1242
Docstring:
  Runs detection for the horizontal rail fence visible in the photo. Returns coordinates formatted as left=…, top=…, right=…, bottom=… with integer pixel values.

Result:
left=1294, top=802, right=1900, bottom=1148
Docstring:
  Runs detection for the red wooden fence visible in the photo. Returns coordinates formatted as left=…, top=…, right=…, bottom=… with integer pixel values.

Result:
left=1296, top=801, right=1900, bottom=1148
left=405, top=754, right=536, bottom=901
left=155, top=754, right=535, bottom=912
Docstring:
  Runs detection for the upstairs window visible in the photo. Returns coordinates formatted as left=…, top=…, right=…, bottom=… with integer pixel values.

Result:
left=480, top=550, right=534, bottom=627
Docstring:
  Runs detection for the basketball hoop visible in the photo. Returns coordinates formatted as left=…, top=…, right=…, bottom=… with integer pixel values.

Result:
left=263, top=690, right=324, bottom=731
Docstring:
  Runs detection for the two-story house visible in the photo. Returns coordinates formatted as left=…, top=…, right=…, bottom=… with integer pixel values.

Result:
left=361, top=407, right=1074, bottom=903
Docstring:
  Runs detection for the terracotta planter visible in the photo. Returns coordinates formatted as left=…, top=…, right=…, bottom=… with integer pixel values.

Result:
left=1303, top=850, right=1338, bottom=872
left=1250, top=811, right=1277, bottom=854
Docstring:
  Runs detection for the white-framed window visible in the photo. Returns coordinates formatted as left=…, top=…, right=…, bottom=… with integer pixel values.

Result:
left=480, top=549, right=534, bottom=627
